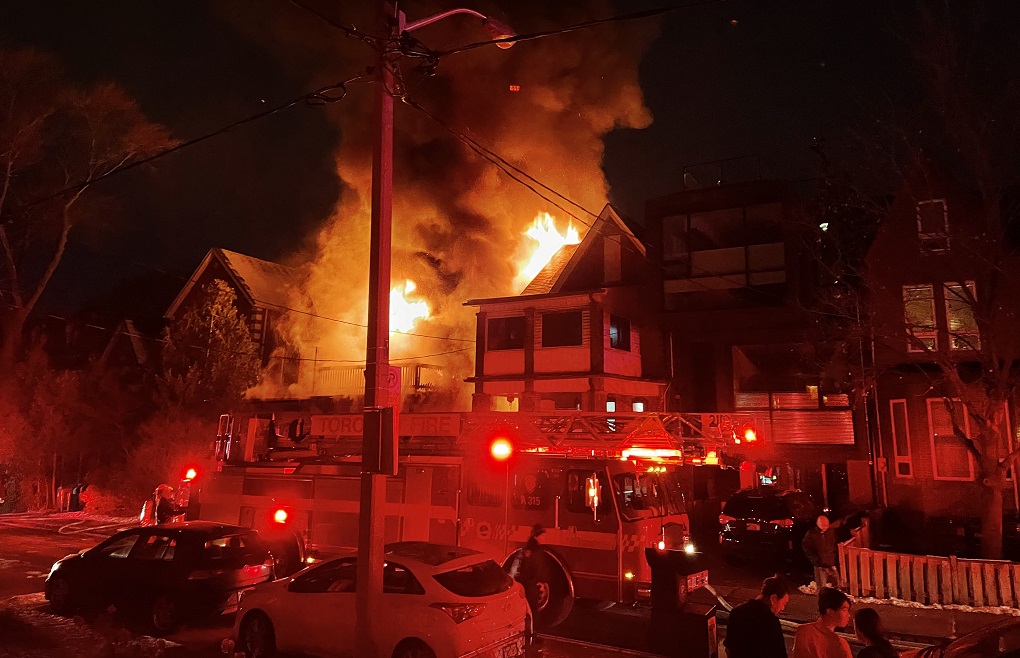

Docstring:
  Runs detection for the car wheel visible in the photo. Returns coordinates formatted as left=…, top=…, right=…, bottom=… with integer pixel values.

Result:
left=47, top=576, right=75, bottom=615
left=392, top=639, right=436, bottom=658
left=241, top=611, right=277, bottom=658
left=150, top=594, right=181, bottom=635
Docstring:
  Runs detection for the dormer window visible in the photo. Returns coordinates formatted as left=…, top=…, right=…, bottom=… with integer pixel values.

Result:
left=917, top=199, right=949, bottom=253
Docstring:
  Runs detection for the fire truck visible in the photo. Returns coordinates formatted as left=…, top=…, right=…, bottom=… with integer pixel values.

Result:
left=183, top=407, right=754, bottom=626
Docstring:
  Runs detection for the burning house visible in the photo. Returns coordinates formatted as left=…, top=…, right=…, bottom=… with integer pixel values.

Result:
left=466, top=204, right=668, bottom=413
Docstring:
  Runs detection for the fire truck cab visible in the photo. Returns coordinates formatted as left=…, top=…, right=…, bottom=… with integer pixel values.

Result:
left=185, top=408, right=740, bottom=626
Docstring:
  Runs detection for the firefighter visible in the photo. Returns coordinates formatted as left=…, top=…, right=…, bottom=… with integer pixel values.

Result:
left=153, top=484, right=185, bottom=524
left=519, top=523, right=549, bottom=617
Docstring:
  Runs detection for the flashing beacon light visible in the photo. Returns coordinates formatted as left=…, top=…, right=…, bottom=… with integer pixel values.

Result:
left=490, top=437, right=513, bottom=462
left=273, top=508, right=289, bottom=524
left=743, top=425, right=758, bottom=443
left=183, top=467, right=198, bottom=481
left=657, top=540, right=666, bottom=551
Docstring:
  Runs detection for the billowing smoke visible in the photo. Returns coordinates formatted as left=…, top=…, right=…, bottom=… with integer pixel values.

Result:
left=233, top=1, right=656, bottom=404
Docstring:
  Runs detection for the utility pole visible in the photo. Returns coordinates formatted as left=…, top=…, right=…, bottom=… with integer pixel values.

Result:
left=354, top=2, right=397, bottom=656
left=354, top=5, right=513, bottom=654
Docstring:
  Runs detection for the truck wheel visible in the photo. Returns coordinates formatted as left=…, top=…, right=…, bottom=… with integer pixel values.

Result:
left=530, top=554, right=573, bottom=628
left=150, top=594, right=181, bottom=635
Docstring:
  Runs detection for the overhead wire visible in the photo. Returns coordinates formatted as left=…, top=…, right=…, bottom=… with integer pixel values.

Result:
left=18, top=72, right=372, bottom=212
left=434, top=0, right=728, bottom=58
left=286, top=0, right=384, bottom=48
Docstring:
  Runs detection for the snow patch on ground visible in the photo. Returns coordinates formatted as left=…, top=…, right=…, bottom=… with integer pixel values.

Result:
left=0, top=593, right=182, bottom=658
left=849, top=595, right=1020, bottom=616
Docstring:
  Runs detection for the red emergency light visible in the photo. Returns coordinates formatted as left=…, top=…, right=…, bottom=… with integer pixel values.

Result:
left=183, top=467, right=198, bottom=481
left=273, top=508, right=289, bottom=524
left=490, top=437, right=513, bottom=461
left=743, top=427, right=758, bottom=443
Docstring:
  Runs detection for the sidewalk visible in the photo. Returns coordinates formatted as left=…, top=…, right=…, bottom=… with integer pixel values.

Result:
left=708, top=579, right=1007, bottom=645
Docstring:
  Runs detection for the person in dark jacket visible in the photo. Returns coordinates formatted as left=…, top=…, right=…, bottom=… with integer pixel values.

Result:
left=519, top=524, right=549, bottom=615
left=154, top=484, right=184, bottom=524
left=802, top=515, right=840, bottom=589
left=724, top=574, right=790, bottom=658
left=854, top=608, right=898, bottom=658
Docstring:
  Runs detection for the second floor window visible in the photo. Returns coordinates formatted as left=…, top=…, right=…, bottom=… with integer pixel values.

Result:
left=609, top=315, right=631, bottom=351
left=944, top=282, right=980, bottom=350
left=903, top=284, right=937, bottom=351
left=917, top=199, right=950, bottom=253
left=541, top=310, right=583, bottom=347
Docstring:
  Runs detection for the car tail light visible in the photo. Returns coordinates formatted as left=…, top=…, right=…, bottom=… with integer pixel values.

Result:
left=770, top=519, right=794, bottom=528
left=430, top=602, right=486, bottom=624
left=719, top=514, right=736, bottom=525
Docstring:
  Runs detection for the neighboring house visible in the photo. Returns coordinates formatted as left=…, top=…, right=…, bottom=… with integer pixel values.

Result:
left=866, top=163, right=1020, bottom=527
left=645, top=180, right=872, bottom=513
left=465, top=204, right=669, bottom=413
left=166, top=248, right=302, bottom=385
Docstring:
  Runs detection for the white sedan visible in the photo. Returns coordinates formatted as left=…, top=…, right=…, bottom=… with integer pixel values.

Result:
left=231, top=542, right=530, bottom=658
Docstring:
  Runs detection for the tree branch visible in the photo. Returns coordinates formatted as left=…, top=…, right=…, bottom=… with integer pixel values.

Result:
left=23, top=185, right=87, bottom=315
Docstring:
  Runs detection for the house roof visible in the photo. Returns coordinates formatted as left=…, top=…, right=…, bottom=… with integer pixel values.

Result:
left=165, top=248, right=300, bottom=319
left=550, top=204, right=645, bottom=294
left=521, top=243, right=581, bottom=295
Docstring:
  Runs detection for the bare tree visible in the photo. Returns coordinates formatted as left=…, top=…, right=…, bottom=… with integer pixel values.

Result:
left=810, top=3, right=1020, bottom=559
left=0, top=48, right=175, bottom=365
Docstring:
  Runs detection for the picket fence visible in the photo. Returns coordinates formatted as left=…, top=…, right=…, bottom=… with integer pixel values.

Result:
left=838, top=534, right=1020, bottom=608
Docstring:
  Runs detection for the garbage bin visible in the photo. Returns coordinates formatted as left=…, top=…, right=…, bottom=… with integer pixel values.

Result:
left=645, top=547, right=718, bottom=658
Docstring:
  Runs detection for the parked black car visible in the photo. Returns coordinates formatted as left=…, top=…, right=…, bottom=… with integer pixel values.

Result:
left=719, top=489, right=821, bottom=568
left=45, top=522, right=275, bottom=634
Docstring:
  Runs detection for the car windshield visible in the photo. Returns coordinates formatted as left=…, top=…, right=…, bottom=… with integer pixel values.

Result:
left=433, top=560, right=514, bottom=597
left=723, top=495, right=786, bottom=520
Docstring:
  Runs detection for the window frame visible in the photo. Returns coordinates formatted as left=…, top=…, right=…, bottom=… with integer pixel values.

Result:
left=609, top=315, right=631, bottom=351
left=889, top=399, right=913, bottom=479
left=916, top=198, right=950, bottom=253
left=926, top=397, right=976, bottom=482
left=944, top=281, right=980, bottom=351
left=486, top=316, right=526, bottom=352
left=903, top=284, right=938, bottom=352
left=540, top=310, right=584, bottom=348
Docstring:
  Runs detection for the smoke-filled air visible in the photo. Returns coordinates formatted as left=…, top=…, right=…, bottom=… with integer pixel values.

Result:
left=233, top=0, right=657, bottom=405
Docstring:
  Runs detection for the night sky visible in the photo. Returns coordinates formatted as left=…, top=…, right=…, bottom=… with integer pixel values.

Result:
left=1, top=1, right=1015, bottom=319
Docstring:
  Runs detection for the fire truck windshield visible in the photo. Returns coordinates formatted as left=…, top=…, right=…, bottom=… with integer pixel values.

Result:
left=610, top=469, right=688, bottom=521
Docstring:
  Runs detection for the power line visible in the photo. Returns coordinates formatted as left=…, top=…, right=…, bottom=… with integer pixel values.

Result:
left=20, top=73, right=371, bottom=211
left=434, top=0, right=728, bottom=58
left=286, top=0, right=383, bottom=48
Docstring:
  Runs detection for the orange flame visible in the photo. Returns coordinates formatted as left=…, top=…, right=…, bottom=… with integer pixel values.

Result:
left=515, top=212, right=581, bottom=291
left=390, top=279, right=430, bottom=333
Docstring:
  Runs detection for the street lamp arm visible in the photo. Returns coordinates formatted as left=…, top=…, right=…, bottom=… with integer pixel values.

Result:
left=403, top=8, right=486, bottom=32
left=403, top=8, right=516, bottom=48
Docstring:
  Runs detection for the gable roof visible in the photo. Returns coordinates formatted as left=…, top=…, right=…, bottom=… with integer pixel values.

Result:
left=165, top=248, right=300, bottom=319
left=549, top=204, right=645, bottom=294
left=521, top=243, right=581, bottom=295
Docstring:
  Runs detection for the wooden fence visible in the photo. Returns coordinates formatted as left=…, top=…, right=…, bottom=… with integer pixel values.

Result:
left=839, top=534, right=1020, bottom=608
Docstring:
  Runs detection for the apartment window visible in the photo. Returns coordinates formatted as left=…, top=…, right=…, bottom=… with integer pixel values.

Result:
left=917, top=199, right=950, bottom=252
left=927, top=398, right=975, bottom=481
left=889, top=400, right=912, bottom=478
left=944, top=282, right=980, bottom=350
left=609, top=315, right=631, bottom=351
left=541, top=311, right=583, bottom=348
left=487, top=316, right=526, bottom=351
left=903, top=285, right=937, bottom=351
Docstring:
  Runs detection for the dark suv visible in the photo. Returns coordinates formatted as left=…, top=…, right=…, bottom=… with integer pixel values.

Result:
left=45, top=522, right=275, bottom=634
left=719, top=489, right=821, bottom=567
